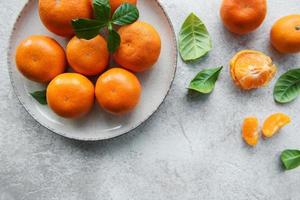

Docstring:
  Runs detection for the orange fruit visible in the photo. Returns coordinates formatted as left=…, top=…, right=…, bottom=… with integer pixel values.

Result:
left=271, top=15, right=300, bottom=53
left=15, top=35, right=66, bottom=83
left=47, top=73, right=94, bottom=118
left=242, top=117, right=259, bottom=146
left=114, top=21, right=161, bottom=72
left=66, top=35, right=109, bottom=76
left=95, top=68, right=142, bottom=115
left=39, top=0, right=93, bottom=37
left=230, top=50, right=277, bottom=90
left=262, top=113, right=291, bottom=138
left=110, top=0, right=137, bottom=12
left=220, top=0, right=267, bottom=35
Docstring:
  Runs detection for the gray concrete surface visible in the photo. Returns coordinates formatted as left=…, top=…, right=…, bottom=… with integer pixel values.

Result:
left=1, top=0, right=300, bottom=199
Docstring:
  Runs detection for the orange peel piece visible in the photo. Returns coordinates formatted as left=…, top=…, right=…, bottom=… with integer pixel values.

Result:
left=242, top=117, right=259, bottom=146
left=262, top=113, right=291, bottom=138
left=230, top=50, right=277, bottom=90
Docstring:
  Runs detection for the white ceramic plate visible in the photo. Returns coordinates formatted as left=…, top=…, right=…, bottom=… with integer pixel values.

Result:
left=7, top=0, right=177, bottom=141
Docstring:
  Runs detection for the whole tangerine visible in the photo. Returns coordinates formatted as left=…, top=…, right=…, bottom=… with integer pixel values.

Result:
left=220, top=0, right=267, bottom=35
left=39, top=0, right=93, bottom=37
left=271, top=15, right=300, bottom=53
left=114, top=21, right=161, bottom=72
left=110, top=0, right=137, bottom=12
left=15, top=35, right=66, bottom=83
left=95, top=68, right=142, bottom=115
left=47, top=73, right=95, bottom=118
left=66, top=35, right=109, bottom=76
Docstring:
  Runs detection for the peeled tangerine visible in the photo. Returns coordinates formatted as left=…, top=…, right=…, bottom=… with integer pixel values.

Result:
left=262, top=113, right=291, bottom=138
left=230, top=50, right=277, bottom=90
left=242, top=117, right=259, bottom=146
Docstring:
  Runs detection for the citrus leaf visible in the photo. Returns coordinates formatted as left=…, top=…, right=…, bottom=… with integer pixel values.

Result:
left=188, top=66, right=223, bottom=94
left=108, top=27, right=121, bottom=52
left=93, top=0, right=111, bottom=23
left=179, top=13, right=212, bottom=63
left=281, top=149, right=300, bottom=170
left=30, top=90, right=47, bottom=105
left=72, top=19, right=105, bottom=40
left=112, top=3, right=139, bottom=25
left=274, top=68, right=300, bottom=103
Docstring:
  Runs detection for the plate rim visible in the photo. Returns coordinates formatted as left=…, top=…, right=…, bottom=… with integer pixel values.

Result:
left=7, top=0, right=178, bottom=141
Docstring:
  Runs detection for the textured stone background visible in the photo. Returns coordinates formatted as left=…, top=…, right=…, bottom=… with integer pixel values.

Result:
left=1, top=0, right=300, bottom=200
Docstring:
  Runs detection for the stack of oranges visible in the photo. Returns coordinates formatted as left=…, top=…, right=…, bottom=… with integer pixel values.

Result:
left=15, top=0, right=161, bottom=118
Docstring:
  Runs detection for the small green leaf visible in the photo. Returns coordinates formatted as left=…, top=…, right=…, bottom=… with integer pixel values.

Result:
left=281, top=149, right=300, bottom=170
left=93, top=0, right=111, bottom=23
left=72, top=19, right=105, bottom=40
left=30, top=90, right=47, bottom=105
left=274, top=68, right=300, bottom=103
left=107, top=26, right=121, bottom=53
left=179, top=13, right=212, bottom=63
left=188, top=67, right=222, bottom=94
left=112, top=3, right=139, bottom=25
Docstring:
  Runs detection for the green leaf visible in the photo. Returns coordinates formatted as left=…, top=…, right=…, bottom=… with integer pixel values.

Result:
left=274, top=68, right=300, bottom=103
left=30, top=90, right=47, bottom=105
left=107, top=26, right=121, bottom=52
left=188, top=67, right=223, bottom=94
left=72, top=19, right=105, bottom=40
left=112, top=3, right=139, bottom=25
left=93, top=0, right=111, bottom=23
left=281, top=149, right=300, bottom=170
left=179, top=13, right=212, bottom=63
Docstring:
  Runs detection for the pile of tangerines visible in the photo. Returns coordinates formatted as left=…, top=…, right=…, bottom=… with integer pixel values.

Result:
left=220, top=0, right=300, bottom=146
left=15, top=0, right=161, bottom=118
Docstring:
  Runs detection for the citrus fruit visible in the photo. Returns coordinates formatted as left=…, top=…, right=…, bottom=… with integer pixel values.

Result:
left=271, top=15, right=300, bottom=53
left=39, top=0, right=93, bottom=37
left=95, top=68, right=142, bottom=115
left=47, top=73, right=95, bottom=118
left=15, top=35, right=66, bottom=83
left=110, top=0, right=137, bottom=12
left=220, top=0, right=267, bottom=35
left=230, top=50, right=277, bottom=90
left=262, top=113, right=291, bottom=138
left=66, top=35, right=109, bottom=76
left=114, top=21, right=161, bottom=72
left=242, top=117, right=259, bottom=146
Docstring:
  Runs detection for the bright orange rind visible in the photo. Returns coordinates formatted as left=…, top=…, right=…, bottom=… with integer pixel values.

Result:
left=262, top=113, right=291, bottom=138
left=230, top=50, right=277, bottom=90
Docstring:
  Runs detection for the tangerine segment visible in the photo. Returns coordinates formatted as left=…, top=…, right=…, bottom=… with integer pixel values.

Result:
left=95, top=68, right=142, bottom=115
left=15, top=35, right=66, bottom=83
left=262, top=113, right=291, bottom=138
left=230, top=50, right=276, bottom=90
left=242, top=117, right=259, bottom=146
left=47, top=73, right=95, bottom=118
left=66, top=35, right=109, bottom=76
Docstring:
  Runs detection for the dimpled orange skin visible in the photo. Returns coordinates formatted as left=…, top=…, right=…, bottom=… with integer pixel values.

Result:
left=271, top=15, right=300, bottom=53
left=114, top=21, right=161, bottom=72
left=15, top=35, right=66, bottom=83
left=47, top=73, right=95, bottom=118
left=220, top=0, right=267, bottom=35
left=230, top=50, right=277, bottom=90
left=262, top=113, right=291, bottom=138
left=66, top=35, right=109, bottom=76
left=39, top=0, right=93, bottom=37
left=242, top=117, right=259, bottom=146
left=110, top=0, right=137, bottom=12
left=95, top=68, right=142, bottom=115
